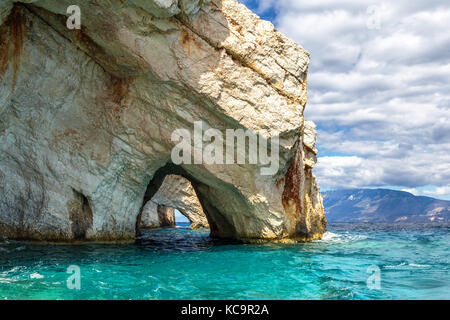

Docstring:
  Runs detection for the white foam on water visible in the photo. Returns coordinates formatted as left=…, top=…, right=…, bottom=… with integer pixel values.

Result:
left=2, top=266, right=20, bottom=275
left=316, top=232, right=368, bottom=243
left=409, top=263, right=432, bottom=268
left=30, top=273, right=44, bottom=279
left=384, top=262, right=432, bottom=269
left=385, top=262, right=407, bottom=269
left=0, top=277, right=16, bottom=284
left=320, top=232, right=341, bottom=242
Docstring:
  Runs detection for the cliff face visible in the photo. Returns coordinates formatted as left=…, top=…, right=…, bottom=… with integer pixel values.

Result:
left=0, top=0, right=326, bottom=242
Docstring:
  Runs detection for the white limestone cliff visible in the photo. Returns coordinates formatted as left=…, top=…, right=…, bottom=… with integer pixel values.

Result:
left=0, top=0, right=326, bottom=242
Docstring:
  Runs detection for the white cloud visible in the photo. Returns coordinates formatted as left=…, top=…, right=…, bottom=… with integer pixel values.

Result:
left=241, top=0, right=450, bottom=192
left=401, top=188, right=420, bottom=196
left=424, top=186, right=450, bottom=196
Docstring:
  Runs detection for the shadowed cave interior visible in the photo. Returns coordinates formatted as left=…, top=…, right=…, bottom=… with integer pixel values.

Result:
left=135, top=163, right=232, bottom=238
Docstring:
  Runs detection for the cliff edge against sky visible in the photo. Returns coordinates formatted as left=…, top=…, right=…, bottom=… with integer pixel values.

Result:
left=0, top=0, right=326, bottom=242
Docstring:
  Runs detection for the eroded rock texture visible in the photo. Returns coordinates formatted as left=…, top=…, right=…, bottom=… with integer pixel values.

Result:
left=139, top=201, right=175, bottom=229
left=147, top=175, right=210, bottom=229
left=0, top=0, right=326, bottom=242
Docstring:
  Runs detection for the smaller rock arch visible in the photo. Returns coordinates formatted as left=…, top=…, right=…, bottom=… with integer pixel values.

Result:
left=137, top=168, right=211, bottom=234
left=150, top=175, right=209, bottom=229
left=139, top=201, right=176, bottom=229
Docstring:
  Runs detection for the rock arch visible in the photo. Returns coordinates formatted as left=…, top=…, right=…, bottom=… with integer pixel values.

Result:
left=136, top=163, right=235, bottom=238
left=138, top=201, right=176, bottom=230
left=138, top=174, right=209, bottom=230
left=0, top=0, right=326, bottom=242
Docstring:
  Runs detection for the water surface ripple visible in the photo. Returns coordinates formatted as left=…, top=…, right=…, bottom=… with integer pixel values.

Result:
left=0, top=223, right=448, bottom=300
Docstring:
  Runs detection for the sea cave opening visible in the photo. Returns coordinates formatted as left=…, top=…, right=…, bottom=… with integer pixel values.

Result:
left=135, top=163, right=214, bottom=238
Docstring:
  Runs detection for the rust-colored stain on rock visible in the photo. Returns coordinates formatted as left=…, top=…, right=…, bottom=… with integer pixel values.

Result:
left=110, top=76, right=131, bottom=122
left=281, top=139, right=304, bottom=227
left=0, top=6, right=27, bottom=91
left=179, top=28, right=203, bottom=56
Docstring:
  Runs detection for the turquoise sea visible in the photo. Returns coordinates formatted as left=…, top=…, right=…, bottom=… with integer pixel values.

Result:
left=0, top=223, right=449, bottom=300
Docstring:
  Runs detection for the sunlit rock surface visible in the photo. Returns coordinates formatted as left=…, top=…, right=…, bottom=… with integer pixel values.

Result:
left=0, top=0, right=326, bottom=242
left=147, top=175, right=209, bottom=229
left=139, top=201, right=175, bottom=229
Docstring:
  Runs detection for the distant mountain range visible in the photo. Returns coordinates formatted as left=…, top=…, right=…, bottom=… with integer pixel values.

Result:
left=322, top=189, right=450, bottom=223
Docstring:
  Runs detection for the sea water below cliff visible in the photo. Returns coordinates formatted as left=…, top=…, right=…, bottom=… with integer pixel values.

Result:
left=0, top=223, right=448, bottom=300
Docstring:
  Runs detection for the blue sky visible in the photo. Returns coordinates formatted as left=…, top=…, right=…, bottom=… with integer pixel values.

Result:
left=175, top=209, right=189, bottom=223
left=240, top=0, right=450, bottom=200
